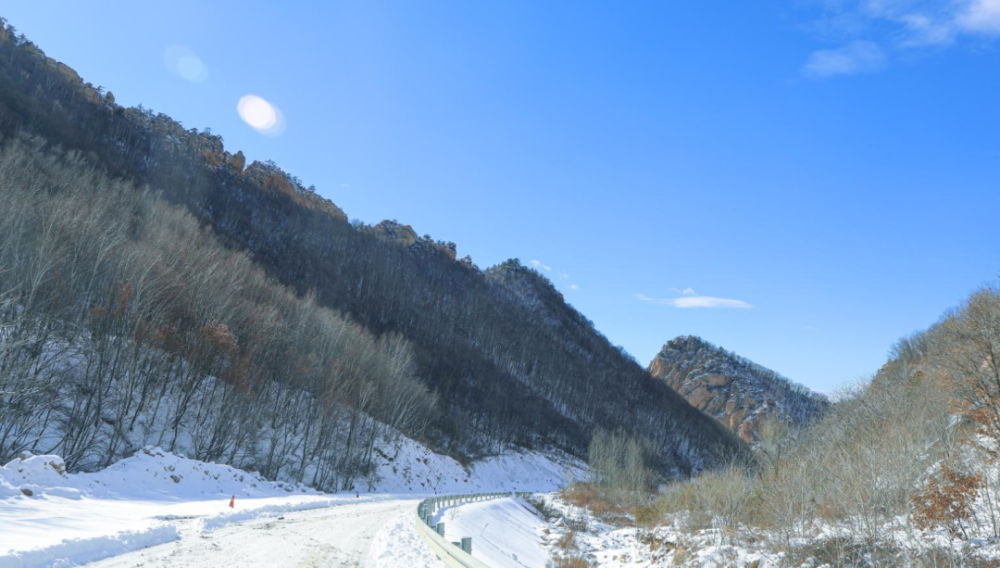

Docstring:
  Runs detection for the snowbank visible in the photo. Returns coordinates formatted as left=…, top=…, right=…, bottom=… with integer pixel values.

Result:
left=1, top=447, right=319, bottom=503
left=367, top=510, right=445, bottom=568
left=196, top=496, right=388, bottom=532
left=0, top=526, right=179, bottom=568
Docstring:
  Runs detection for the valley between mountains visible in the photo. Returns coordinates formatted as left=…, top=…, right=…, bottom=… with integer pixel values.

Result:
left=2, top=12, right=999, bottom=568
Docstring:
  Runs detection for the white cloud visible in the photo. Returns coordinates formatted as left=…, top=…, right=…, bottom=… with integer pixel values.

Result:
left=559, top=272, right=570, bottom=279
left=530, top=260, right=552, bottom=272
left=957, top=0, right=1000, bottom=34
left=899, top=13, right=958, bottom=45
left=799, top=0, right=1000, bottom=74
left=803, top=40, right=887, bottom=78
left=569, top=284, right=579, bottom=290
left=635, top=293, right=753, bottom=309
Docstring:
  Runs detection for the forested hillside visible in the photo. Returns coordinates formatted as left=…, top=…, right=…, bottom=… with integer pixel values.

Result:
left=0, top=134, right=436, bottom=490
left=649, top=336, right=828, bottom=442
left=0, top=21, right=743, bottom=481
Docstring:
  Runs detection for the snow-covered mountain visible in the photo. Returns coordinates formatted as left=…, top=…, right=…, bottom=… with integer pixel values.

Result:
left=649, top=336, right=828, bottom=442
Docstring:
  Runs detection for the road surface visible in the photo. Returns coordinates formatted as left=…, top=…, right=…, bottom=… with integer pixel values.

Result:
left=83, top=498, right=441, bottom=568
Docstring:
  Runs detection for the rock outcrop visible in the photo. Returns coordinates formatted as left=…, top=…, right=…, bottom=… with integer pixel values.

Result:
left=649, top=336, right=828, bottom=443
left=371, top=220, right=419, bottom=247
left=366, top=220, right=458, bottom=260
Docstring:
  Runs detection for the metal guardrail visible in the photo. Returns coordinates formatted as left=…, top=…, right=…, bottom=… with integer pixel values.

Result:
left=415, top=491, right=532, bottom=568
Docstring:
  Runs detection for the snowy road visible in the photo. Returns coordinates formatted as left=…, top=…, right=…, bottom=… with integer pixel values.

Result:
left=2, top=447, right=580, bottom=567
left=82, top=498, right=439, bottom=568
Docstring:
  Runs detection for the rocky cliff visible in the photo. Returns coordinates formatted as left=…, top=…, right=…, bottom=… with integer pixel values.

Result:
left=649, top=336, right=828, bottom=442
left=365, top=220, right=458, bottom=260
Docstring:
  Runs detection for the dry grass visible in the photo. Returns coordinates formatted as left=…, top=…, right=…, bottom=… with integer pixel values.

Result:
left=548, top=529, right=597, bottom=568
left=554, top=530, right=577, bottom=553
left=656, top=463, right=759, bottom=534
left=560, top=483, right=631, bottom=523
left=547, top=558, right=592, bottom=568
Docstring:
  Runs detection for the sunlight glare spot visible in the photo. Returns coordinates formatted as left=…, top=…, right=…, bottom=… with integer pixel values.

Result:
left=163, top=45, right=208, bottom=83
left=237, top=95, right=284, bottom=136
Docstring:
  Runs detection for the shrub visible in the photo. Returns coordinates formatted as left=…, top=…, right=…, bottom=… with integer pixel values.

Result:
left=912, top=463, right=982, bottom=538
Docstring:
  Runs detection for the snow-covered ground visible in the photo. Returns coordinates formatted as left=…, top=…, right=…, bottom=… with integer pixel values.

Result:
left=369, top=509, right=452, bottom=568
left=534, top=494, right=774, bottom=568
left=0, top=448, right=380, bottom=567
left=0, top=445, right=582, bottom=567
left=532, top=491, right=1000, bottom=568
left=433, top=497, right=548, bottom=568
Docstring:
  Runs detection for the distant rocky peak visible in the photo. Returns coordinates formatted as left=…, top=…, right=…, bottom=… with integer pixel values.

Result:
left=649, top=336, right=828, bottom=443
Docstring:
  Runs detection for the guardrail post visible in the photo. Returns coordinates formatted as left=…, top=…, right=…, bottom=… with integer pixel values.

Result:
left=462, top=537, right=472, bottom=553
left=436, top=522, right=445, bottom=536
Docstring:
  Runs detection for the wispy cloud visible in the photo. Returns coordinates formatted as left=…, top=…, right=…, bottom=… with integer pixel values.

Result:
left=898, top=14, right=957, bottom=46
left=531, top=260, right=579, bottom=292
left=530, top=259, right=552, bottom=272
left=957, top=0, right=1000, bottom=35
left=798, top=0, right=1000, bottom=77
left=803, top=40, right=886, bottom=78
left=635, top=292, right=753, bottom=309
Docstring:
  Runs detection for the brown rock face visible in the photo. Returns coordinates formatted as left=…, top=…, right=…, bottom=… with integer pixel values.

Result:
left=229, top=150, right=246, bottom=173
left=54, top=61, right=82, bottom=84
left=648, top=336, right=828, bottom=443
left=15, top=43, right=106, bottom=107
left=371, top=221, right=419, bottom=247
left=243, top=161, right=348, bottom=221
left=438, top=246, right=457, bottom=261
left=706, top=374, right=731, bottom=387
left=366, top=221, right=458, bottom=261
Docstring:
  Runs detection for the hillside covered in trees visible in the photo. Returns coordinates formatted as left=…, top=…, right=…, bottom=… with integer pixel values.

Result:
left=0, top=20, right=743, bottom=485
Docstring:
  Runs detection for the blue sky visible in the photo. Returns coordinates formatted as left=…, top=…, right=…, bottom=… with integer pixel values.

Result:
left=4, top=1, right=998, bottom=393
